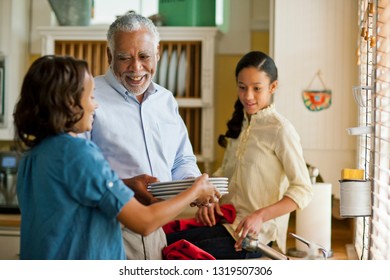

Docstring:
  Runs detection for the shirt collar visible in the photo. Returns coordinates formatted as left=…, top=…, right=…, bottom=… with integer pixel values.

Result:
left=244, top=103, right=276, bottom=123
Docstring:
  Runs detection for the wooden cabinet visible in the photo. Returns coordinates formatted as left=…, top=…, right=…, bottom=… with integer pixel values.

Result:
left=0, top=215, right=21, bottom=259
left=0, top=227, right=20, bottom=259
left=39, top=26, right=218, bottom=172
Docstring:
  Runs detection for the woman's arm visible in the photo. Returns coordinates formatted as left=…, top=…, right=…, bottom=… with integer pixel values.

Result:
left=117, top=173, right=219, bottom=236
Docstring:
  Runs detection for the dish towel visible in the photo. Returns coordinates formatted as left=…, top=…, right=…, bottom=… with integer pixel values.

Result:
left=162, top=239, right=216, bottom=260
left=162, top=204, right=236, bottom=234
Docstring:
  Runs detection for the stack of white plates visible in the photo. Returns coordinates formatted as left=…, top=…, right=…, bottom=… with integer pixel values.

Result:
left=148, top=177, right=229, bottom=200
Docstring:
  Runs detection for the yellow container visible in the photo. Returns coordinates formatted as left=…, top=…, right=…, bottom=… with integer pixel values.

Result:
left=341, top=168, right=365, bottom=180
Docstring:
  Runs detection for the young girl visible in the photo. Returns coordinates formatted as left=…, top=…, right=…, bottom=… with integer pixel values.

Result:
left=13, top=55, right=219, bottom=260
left=166, top=51, right=313, bottom=259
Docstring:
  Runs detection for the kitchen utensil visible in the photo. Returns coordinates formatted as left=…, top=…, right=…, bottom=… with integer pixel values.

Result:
left=0, top=151, right=20, bottom=214
left=177, top=50, right=187, bottom=97
left=158, top=49, right=168, bottom=88
left=167, top=50, right=177, bottom=94
left=241, top=236, right=289, bottom=260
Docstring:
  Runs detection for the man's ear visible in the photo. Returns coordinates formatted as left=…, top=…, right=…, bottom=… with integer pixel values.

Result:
left=107, top=47, right=112, bottom=65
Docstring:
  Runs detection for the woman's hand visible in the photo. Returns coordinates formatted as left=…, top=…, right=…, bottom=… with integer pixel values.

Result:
left=189, top=174, right=221, bottom=209
left=234, top=211, right=265, bottom=251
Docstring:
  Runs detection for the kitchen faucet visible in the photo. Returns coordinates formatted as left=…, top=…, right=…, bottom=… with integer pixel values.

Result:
left=242, top=233, right=329, bottom=260
left=289, top=233, right=329, bottom=259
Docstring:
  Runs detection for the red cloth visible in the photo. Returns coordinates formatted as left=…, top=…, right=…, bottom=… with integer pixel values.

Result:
left=162, top=239, right=216, bottom=260
left=162, top=204, right=236, bottom=234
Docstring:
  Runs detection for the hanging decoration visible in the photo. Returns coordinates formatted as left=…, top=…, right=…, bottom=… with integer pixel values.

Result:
left=302, top=70, right=332, bottom=112
left=360, top=2, right=376, bottom=48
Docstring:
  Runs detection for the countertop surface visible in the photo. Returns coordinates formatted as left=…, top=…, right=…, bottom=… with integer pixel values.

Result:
left=0, top=214, right=21, bottom=228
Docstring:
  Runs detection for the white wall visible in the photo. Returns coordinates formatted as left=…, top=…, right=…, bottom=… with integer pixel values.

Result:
left=0, top=0, right=30, bottom=140
left=251, top=0, right=270, bottom=30
left=30, top=0, right=267, bottom=55
left=29, top=0, right=159, bottom=54
left=271, top=0, right=359, bottom=198
left=216, top=0, right=251, bottom=54
left=30, top=0, right=52, bottom=54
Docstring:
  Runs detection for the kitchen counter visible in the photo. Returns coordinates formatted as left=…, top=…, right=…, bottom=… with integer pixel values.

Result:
left=0, top=214, right=21, bottom=227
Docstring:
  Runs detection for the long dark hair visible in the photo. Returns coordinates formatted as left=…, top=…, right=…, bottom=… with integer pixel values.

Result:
left=13, top=55, right=89, bottom=148
left=218, top=51, right=278, bottom=148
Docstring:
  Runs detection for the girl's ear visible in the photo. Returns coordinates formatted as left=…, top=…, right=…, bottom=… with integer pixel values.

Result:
left=270, top=80, right=278, bottom=94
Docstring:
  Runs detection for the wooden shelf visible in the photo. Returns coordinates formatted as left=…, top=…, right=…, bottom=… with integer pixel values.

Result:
left=39, top=26, right=218, bottom=173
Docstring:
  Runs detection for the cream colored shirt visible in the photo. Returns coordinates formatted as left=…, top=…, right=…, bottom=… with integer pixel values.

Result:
left=214, top=104, right=313, bottom=253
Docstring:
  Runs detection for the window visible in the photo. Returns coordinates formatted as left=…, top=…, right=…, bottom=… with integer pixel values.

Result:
left=91, top=0, right=158, bottom=25
left=90, top=0, right=224, bottom=27
left=356, top=0, right=390, bottom=260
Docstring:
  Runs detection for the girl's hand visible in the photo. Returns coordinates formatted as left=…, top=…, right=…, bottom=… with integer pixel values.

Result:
left=234, top=211, right=264, bottom=251
left=195, top=202, right=224, bottom=227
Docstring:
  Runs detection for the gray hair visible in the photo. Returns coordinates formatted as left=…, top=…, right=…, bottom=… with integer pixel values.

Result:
left=106, top=11, right=160, bottom=52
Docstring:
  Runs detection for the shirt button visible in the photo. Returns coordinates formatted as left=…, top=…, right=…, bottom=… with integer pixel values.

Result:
left=107, top=181, right=114, bottom=188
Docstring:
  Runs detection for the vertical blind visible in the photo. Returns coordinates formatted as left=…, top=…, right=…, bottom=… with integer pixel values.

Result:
left=370, top=0, right=390, bottom=260
left=356, top=0, right=390, bottom=260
